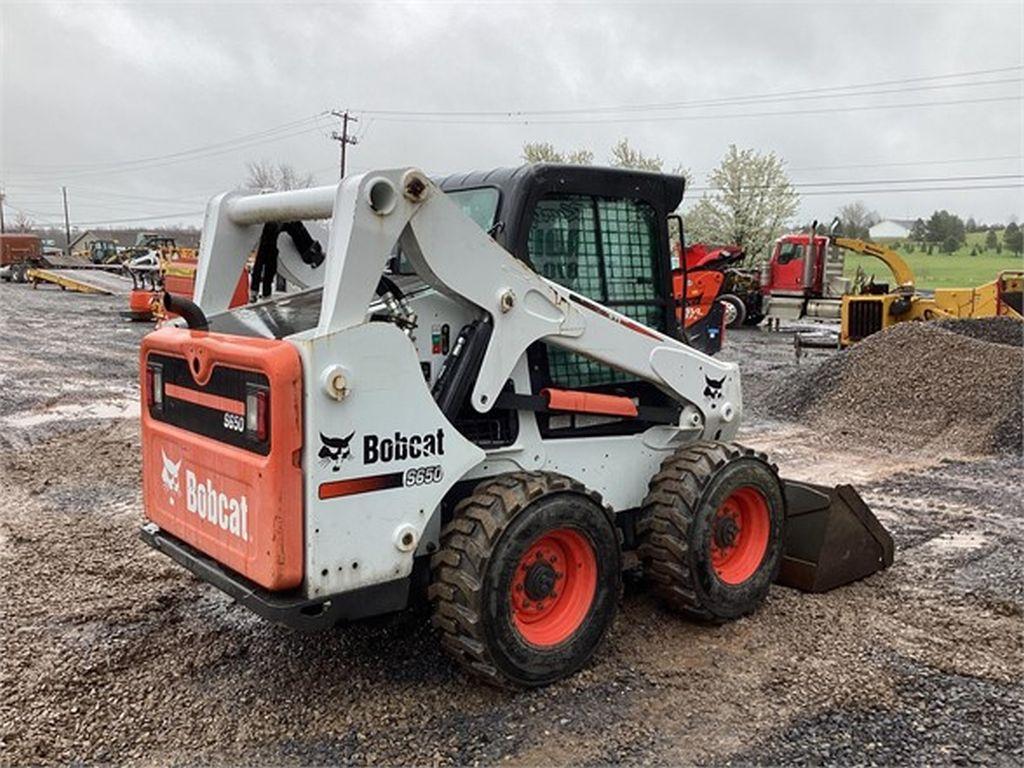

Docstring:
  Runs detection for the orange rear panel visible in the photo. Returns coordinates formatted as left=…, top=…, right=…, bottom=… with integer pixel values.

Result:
left=140, top=327, right=304, bottom=590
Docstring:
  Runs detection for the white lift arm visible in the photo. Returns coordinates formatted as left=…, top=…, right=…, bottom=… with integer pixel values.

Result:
left=192, top=168, right=740, bottom=436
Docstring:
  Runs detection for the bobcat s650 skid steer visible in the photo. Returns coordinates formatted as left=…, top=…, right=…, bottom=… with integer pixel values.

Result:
left=139, top=165, right=892, bottom=687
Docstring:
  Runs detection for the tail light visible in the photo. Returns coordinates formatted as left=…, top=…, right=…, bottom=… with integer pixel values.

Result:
left=146, top=362, right=163, bottom=408
left=246, top=386, right=268, bottom=442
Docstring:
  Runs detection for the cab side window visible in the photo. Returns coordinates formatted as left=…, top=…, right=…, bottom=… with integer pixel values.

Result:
left=777, top=242, right=804, bottom=265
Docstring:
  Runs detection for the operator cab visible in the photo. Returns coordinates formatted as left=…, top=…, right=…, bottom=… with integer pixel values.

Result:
left=436, top=165, right=686, bottom=440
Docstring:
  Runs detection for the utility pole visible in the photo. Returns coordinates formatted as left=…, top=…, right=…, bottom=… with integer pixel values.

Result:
left=62, top=186, right=72, bottom=254
left=330, top=110, right=359, bottom=179
left=0, top=185, right=6, bottom=234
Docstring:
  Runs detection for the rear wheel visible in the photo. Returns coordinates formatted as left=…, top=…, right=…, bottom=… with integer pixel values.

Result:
left=720, top=294, right=747, bottom=328
left=638, top=442, right=784, bottom=621
left=430, top=472, right=621, bottom=688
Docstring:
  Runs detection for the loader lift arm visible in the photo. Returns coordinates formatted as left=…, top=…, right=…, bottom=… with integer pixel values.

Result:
left=193, top=169, right=740, bottom=440
left=832, top=236, right=916, bottom=292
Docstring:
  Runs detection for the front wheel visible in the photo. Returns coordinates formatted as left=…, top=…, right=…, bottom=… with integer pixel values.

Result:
left=719, top=294, right=747, bottom=328
left=430, top=472, right=621, bottom=688
left=638, top=442, right=784, bottom=621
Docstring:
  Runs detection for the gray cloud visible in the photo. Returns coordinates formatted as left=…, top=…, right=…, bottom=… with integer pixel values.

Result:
left=1, top=1, right=1021, bottom=229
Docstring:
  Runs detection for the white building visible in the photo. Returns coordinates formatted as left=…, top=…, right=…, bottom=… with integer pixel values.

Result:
left=869, top=219, right=915, bottom=240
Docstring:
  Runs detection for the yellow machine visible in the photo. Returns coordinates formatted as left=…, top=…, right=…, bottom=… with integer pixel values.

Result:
left=832, top=237, right=1023, bottom=345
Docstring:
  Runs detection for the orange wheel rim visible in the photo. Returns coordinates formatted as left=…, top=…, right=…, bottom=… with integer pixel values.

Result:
left=710, top=486, right=770, bottom=585
left=510, top=528, right=597, bottom=647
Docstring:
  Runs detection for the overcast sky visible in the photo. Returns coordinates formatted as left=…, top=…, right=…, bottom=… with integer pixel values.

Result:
left=1, top=0, right=1021, bottom=231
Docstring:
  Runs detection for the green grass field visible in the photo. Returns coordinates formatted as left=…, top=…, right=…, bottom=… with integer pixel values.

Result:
left=843, top=231, right=1023, bottom=289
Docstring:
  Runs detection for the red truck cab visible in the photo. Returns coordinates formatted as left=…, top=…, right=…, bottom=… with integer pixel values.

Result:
left=764, top=234, right=829, bottom=296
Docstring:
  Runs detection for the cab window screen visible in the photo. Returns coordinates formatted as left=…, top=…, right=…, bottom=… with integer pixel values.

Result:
left=527, top=194, right=665, bottom=389
left=599, top=198, right=659, bottom=304
left=528, top=196, right=602, bottom=297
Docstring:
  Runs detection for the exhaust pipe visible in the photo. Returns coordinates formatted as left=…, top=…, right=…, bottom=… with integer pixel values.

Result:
left=802, top=220, right=818, bottom=294
left=163, top=292, right=209, bottom=331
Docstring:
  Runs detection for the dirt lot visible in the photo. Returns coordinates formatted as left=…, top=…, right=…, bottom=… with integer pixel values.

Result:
left=2, top=285, right=1022, bottom=766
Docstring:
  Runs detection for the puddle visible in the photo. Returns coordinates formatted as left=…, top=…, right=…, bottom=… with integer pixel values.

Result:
left=1, top=396, right=139, bottom=429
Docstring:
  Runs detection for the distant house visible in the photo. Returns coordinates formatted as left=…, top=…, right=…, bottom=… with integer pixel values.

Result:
left=869, top=219, right=916, bottom=240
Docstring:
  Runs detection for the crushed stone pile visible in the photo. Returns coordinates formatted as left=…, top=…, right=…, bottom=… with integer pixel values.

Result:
left=765, top=318, right=1024, bottom=455
left=934, top=315, right=1023, bottom=348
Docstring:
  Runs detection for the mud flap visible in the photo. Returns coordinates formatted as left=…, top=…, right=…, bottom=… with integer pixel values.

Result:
left=775, top=480, right=894, bottom=592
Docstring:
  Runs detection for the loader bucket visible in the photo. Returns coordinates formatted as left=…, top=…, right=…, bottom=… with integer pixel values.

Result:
left=775, top=480, right=894, bottom=592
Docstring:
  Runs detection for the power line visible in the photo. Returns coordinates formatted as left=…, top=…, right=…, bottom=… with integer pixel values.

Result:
left=687, top=173, right=1024, bottom=192
left=354, top=65, right=1023, bottom=117
left=4, top=120, right=331, bottom=180
left=356, top=76, right=1020, bottom=120
left=798, top=183, right=1023, bottom=196
left=69, top=211, right=206, bottom=226
left=3, top=113, right=329, bottom=173
left=366, top=94, right=1021, bottom=126
left=785, top=154, right=1023, bottom=174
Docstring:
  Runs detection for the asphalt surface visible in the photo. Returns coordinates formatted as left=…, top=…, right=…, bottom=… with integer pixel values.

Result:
left=2, top=284, right=1022, bottom=766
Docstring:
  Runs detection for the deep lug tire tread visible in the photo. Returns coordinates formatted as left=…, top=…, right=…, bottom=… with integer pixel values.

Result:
left=429, top=471, right=618, bottom=688
left=637, top=441, right=782, bottom=622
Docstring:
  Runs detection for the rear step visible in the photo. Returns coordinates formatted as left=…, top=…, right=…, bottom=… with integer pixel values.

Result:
left=776, top=480, right=895, bottom=592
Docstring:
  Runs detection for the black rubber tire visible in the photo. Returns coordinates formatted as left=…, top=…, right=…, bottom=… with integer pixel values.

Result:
left=429, top=471, right=621, bottom=688
left=638, top=441, right=784, bottom=622
left=719, top=294, right=747, bottom=328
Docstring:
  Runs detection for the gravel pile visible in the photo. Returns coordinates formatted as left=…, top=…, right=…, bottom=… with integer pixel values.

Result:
left=935, top=315, right=1024, bottom=348
left=765, top=319, right=1024, bottom=455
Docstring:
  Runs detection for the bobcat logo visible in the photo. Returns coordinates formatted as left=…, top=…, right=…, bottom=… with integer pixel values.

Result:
left=319, top=432, right=355, bottom=472
left=161, top=449, right=182, bottom=495
left=703, top=375, right=725, bottom=401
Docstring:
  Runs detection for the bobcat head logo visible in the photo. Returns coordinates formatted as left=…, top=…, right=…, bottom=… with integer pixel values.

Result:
left=161, top=449, right=182, bottom=495
left=703, top=375, right=725, bottom=401
left=319, top=432, right=355, bottom=472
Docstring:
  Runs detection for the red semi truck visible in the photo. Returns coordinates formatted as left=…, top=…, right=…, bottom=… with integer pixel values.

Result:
left=761, top=230, right=848, bottom=325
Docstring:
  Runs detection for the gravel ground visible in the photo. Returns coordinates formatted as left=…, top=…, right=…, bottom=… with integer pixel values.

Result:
left=2, top=284, right=1022, bottom=765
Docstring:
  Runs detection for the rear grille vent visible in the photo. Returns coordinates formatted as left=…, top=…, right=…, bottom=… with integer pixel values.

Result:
left=847, top=301, right=883, bottom=342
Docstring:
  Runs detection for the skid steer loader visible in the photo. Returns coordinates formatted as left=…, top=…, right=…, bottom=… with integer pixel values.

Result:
left=139, top=164, right=892, bottom=687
